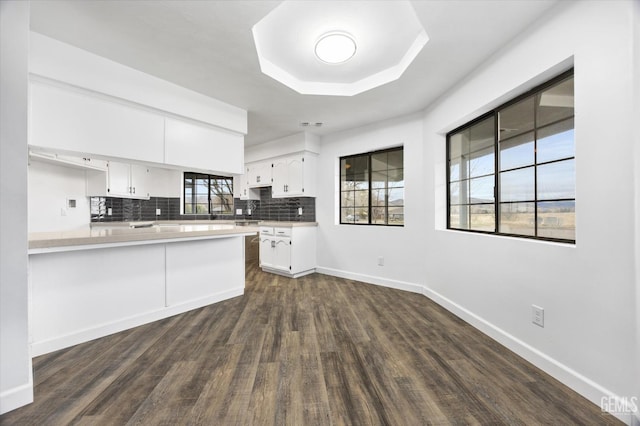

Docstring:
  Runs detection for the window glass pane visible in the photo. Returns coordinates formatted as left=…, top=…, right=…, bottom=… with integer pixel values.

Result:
left=469, top=175, right=494, bottom=203
left=354, top=207, right=369, bottom=224
left=387, top=150, right=403, bottom=170
left=343, top=155, right=369, bottom=177
left=341, top=208, right=355, bottom=223
left=341, top=192, right=355, bottom=208
left=388, top=187, right=404, bottom=206
left=537, top=118, right=574, bottom=163
left=537, top=159, right=575, bottom=200
left=371, top=171, right=387, bottom=189
left=388, top=168, right=403, bottom=187
left=372, top=207, right=387, bottom=224
left=537, top=77, right=574, bottom=127
left=449, top=181, right=462, bottom=205
left=449, top=205, right=468, bottom=230
left=352, top=190, right=369, bottom=207
left=537, top=201, right=575, bottom=240
left=372, top=189, right=386, bottom=206
left=500, top=97, right=534, bottom=140
left=371, top=152, right=387, bottom=171
left=449, top=116, right=494, bottom=180
left=195, top=204, right=208, bottom=214
left=500, top=167, right=534, bottom=201
left=499, top=202, right=535, bottom=236
left=469, top=204, right=495, bottom=232
left=450, top=158, right=461, bottom=182
left=389, top=205, right=403, bottom=225
left=184, top=204, right=193, bottom=214
left=341, top=173, right=369, bottom=191
left=500, top=131, right=534, bottom=171
left=468, top=117, right=495, bottom=178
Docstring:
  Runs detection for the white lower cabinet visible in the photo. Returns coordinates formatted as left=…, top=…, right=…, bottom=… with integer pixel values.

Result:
left=259, top=225, right=316, bottom=278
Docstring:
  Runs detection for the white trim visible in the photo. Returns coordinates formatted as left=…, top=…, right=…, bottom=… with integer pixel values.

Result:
left=317, top=265, right=636, bottom=425
left=0, top=381, right=33, bottom=415
left=315, top=266, right=423, bottom=294
left=31, top=287, right=243, bottom=357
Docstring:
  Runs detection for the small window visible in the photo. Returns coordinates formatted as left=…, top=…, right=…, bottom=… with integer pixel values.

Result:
left=184, top=172, right=233, bottom=215
left=340, top=147, right=404, bottom=226
left=447, top=70, right=575, bottom=242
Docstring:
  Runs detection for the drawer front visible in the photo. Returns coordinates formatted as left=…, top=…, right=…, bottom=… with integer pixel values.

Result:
left=260, top=227, right=275, bottom=236
left=274, top=227, right=291, bottom=237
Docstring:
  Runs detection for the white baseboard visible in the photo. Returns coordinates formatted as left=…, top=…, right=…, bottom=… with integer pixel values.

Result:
left=31, top=286, right=244, bottom=357
left=0, top=380, right=33, bottom=415
left=315, top=266, right=423, bottom=294
left=318, top=265, right=637, bottom=425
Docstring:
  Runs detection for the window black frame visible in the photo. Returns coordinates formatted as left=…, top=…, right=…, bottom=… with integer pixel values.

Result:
left=446, top=69, right=575, bottom=243
left=339, top=146, right=404, bottom=226
left=183, top=172, right=234, bottom=215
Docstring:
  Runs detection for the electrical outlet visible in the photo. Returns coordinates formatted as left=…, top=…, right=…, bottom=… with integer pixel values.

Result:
left=156, top=208, right=161, bottom=216
left=247, top=209, right=252, bottom=215
left=298, top=207, right=303, bottom=216
left=107, top=207, right=112, bottom=216
left=235, top=208, right=242, bottom=215
left=532, top=305, right=544, bottom=327
left=377, top=256, right=384, bottom=266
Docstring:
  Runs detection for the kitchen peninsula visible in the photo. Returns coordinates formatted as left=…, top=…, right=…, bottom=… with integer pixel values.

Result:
left=28, top=223, right=258, bottom=356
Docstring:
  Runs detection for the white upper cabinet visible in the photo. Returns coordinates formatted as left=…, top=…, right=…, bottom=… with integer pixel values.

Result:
left=246, top=161, right=272, bottom=188
left=164, top=118, right=244, bottom=175
left=30, top=81, right=165, bottom=163
left=234, top=173, right=260, bottom=200
left=270, top=154, right=316, bottom=198
left=87, top=161, right=151, bottom=199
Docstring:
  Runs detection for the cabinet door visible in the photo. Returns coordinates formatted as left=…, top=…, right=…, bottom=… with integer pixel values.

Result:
left=107, top=162, right=131, bottom=197
left=259, top=237, right=274, bottom=268
left=271, top=158, right=288, bottom=197
left=30, top=81, right=165, bottom=163
left=286, top=157, right=304, bottom=195
left=130, top=165, right=150, bottom=198
left=273, top=238, right=291, bottom=271
left=247, top=161, right=271, bottom=187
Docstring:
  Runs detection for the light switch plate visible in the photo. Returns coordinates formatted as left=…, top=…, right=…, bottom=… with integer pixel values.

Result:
left=156, top=208, right=161, bottom=215
left=236, top=208, right=242, bottom=215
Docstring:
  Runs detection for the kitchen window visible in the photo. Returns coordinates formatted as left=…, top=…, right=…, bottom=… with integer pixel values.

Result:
left=184, top=172, right=233, bottom=215
left=340, top=147, right=404, bottom=226
left=447, top=70, right=574, bottom=242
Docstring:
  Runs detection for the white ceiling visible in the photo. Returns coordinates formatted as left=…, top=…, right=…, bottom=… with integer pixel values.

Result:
left=29, top=0, right=559, bottom=146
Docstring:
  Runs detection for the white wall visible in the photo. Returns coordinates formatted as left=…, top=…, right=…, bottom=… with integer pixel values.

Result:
left=316, top=112, right=427, bottom=293
left=0, top=0, right=33, bottom=414
left=317, top=0, right=638, bottom=422
left=28, top=161, right=91, bottom=232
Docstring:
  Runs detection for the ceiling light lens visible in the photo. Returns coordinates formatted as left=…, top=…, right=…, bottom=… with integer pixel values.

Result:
left=315, top=32, right=356, bottom=64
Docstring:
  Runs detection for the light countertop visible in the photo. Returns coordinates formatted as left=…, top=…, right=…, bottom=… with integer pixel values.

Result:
left=29, top=223, right=259, bottom=252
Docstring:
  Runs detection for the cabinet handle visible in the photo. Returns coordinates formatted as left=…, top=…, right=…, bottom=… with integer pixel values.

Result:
left=133, top=186, right=136, bottom=194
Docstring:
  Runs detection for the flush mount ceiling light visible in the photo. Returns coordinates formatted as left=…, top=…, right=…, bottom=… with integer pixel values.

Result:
left=314, top=32, right=357, bottom=64
left=252, top=1, right=428, bottom=96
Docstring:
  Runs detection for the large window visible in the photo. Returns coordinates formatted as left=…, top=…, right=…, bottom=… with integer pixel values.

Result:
left=340, top=147, right=404, bottom=226
left=447, top=70, right=574, bottom=242
left=183, top=172, right=233, bottom=215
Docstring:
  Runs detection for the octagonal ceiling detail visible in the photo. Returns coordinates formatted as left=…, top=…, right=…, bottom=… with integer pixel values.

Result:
left=252, top=0, right=428, bottom=96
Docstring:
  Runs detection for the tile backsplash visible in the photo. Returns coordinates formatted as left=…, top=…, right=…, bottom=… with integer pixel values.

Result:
left=90, top=189, right=315, bottom=223
left=234, top=188, right=316, bottom=222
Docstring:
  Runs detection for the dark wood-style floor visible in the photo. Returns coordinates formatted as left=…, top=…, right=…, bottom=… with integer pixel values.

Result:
left=1, top=260, right=619, bottom=425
